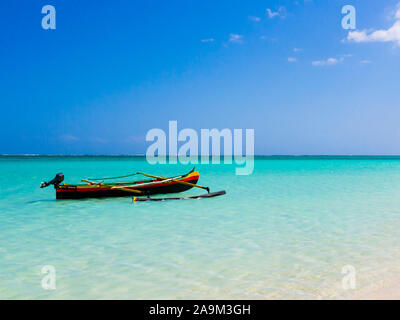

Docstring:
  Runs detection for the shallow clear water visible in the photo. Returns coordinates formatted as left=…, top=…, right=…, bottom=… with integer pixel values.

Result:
left=1, top=156, right=400, bottom=299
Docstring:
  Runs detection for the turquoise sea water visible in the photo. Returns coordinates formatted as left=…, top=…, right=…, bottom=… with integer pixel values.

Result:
left=1, top=156, right=400, bottom=299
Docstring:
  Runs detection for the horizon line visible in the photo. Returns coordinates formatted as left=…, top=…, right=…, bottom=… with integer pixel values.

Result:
left=3, top=154, right=400, bottom=157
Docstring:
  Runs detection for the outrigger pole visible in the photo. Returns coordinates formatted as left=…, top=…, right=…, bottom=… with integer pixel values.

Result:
left=81, top=179, right=143, bottom=194
left=86, top=168, right=210, bottom=193
left=136, top=171, right=210, bottom=193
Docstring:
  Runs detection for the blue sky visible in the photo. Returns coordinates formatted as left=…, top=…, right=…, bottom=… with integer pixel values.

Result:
left=1, top=0, right=400, bottom=155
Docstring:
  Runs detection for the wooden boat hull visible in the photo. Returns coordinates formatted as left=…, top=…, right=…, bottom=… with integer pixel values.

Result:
left=55, top=171, right=199, bottom=199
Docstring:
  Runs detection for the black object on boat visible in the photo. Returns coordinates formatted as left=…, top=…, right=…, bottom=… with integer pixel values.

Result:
left=132, top=190, right=226, bottom=202
left=40, top=173, right=64, bottom=188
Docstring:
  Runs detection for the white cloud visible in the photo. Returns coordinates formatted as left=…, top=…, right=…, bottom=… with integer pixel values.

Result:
left=312, top=58, right=339, bottom=66
left=229, top=33, right=243, bottom=43
left=249, top=16, right=261, bottom=22
left=260, top=35, right=277, bottom=42
left=201, top=38, right=214, bottom=43
left=124, top=136, right=145, bottom=144
left=360, top=59, right=372, bottom=64
left=348, top=21, right=400, bottom=45
left=61, top=134, right=79, bottom=142
left=266, top=7, right=286, bottom=19
left=312, top=54, right=352, bottom=66
left=91, top=137, right=110, bottom=144
left=293, top=47, right=303, bottom=52
left=288, top=57, right=297, bottom=62
left=266, top=9, right=279, bottom=18
left=347, top=3, right=400, bottom=46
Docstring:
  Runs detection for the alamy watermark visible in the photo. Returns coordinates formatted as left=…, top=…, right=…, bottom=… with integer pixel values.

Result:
left=40, top=4, right=357, bottom=31
left=341, top=265, right=356, bottom=290
left=341, top=5, right=356, bottom=30
left=41, top=265, right=56, bottom=290
left=146, top=121, right=255, bottom=175
left=41, top=5, right=56, bottom=30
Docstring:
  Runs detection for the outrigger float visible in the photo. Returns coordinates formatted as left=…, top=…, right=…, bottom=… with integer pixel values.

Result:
left=41, top=168, right=226, bottom=201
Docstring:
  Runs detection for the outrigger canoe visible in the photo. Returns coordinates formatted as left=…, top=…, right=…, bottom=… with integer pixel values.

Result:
left=41, top=169, right=225, bottom=200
